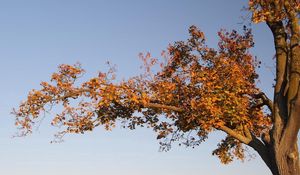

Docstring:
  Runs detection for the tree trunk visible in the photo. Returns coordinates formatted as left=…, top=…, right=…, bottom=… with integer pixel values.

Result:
left=274, top=142, right=299, bottom=175
left=251, top=138, right=299, bottom=175
left=262, top=8, right=300, bottom=174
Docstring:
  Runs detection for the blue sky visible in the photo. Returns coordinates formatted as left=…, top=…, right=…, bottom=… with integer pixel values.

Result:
left=0, top=1, right=275, bottom=175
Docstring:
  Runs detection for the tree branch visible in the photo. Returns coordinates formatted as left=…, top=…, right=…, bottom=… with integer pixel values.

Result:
left=247, top=136, right=278, bottom=175
left=266, top=20, right=288, bottom=141
left=253, top=92, right=274, bottom=113
left=144, top=103, right=184, bottom=112
left=143, top=102, right=254, bottom=144
left=48, top=86, right=265, bottom=147
left=217, top=125, right=252, bottom=144
left=143, top=103, right=256, bottom=145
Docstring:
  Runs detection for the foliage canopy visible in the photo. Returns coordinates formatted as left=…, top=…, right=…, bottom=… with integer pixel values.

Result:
left=13, top=1, right=300, bottom=175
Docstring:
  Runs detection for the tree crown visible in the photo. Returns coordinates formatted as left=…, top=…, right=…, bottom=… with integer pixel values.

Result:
left=13, top=25, right=271, bottom=163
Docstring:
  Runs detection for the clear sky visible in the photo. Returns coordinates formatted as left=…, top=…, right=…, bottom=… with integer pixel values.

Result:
left=0, top=0, right=275, bottom=175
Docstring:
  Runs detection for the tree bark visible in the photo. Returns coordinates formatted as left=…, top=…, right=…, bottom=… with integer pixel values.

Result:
left=274, top=142, right=299, bottom=175
left=248, top=133, right=299, bottom=175
left=261, top=9, right=300, bottom=175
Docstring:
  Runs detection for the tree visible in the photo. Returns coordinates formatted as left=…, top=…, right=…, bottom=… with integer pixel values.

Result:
left=13, top=1, right=299, bottom=175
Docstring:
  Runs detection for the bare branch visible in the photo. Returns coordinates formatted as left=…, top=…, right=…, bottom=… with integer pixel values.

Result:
left=217, top=125, right=252, bottom=144
left=143, top=103, right=184, bottom=112
left=253, top=92, right=274, bottom=113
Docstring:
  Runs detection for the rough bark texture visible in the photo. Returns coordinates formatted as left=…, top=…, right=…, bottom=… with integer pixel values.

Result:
left=252, top=8, right=300, bottom=175
left=245, top=2, right=300, bottom=173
